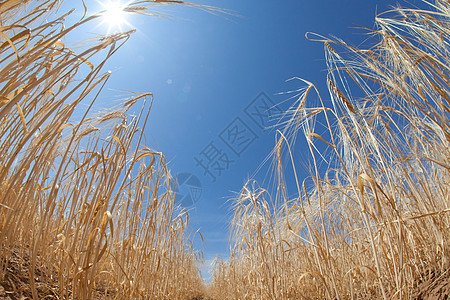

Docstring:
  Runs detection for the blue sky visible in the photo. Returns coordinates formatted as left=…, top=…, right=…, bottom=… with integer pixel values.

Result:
left=62, top=0, right=422, bottom=279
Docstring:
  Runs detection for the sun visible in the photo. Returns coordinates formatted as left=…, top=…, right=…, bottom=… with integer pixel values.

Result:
left=99, top=0, right=131, bottom=32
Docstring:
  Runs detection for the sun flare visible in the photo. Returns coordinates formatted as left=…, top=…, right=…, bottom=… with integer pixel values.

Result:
left=99, top=0, right=130, bottom=32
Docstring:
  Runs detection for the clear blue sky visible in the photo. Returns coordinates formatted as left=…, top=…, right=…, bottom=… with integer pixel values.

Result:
left=63, top=0, right=423, bottom=279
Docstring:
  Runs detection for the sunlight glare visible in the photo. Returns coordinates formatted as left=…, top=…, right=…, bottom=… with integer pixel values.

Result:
left=100, top=0, right=130, bottom=32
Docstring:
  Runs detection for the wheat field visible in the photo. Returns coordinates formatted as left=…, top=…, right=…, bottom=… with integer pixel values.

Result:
left=0, top=0, right=206, bottom=298
left=1, top=0, right=449, bottom=299
left=209, top=1, right=450, bottom=299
